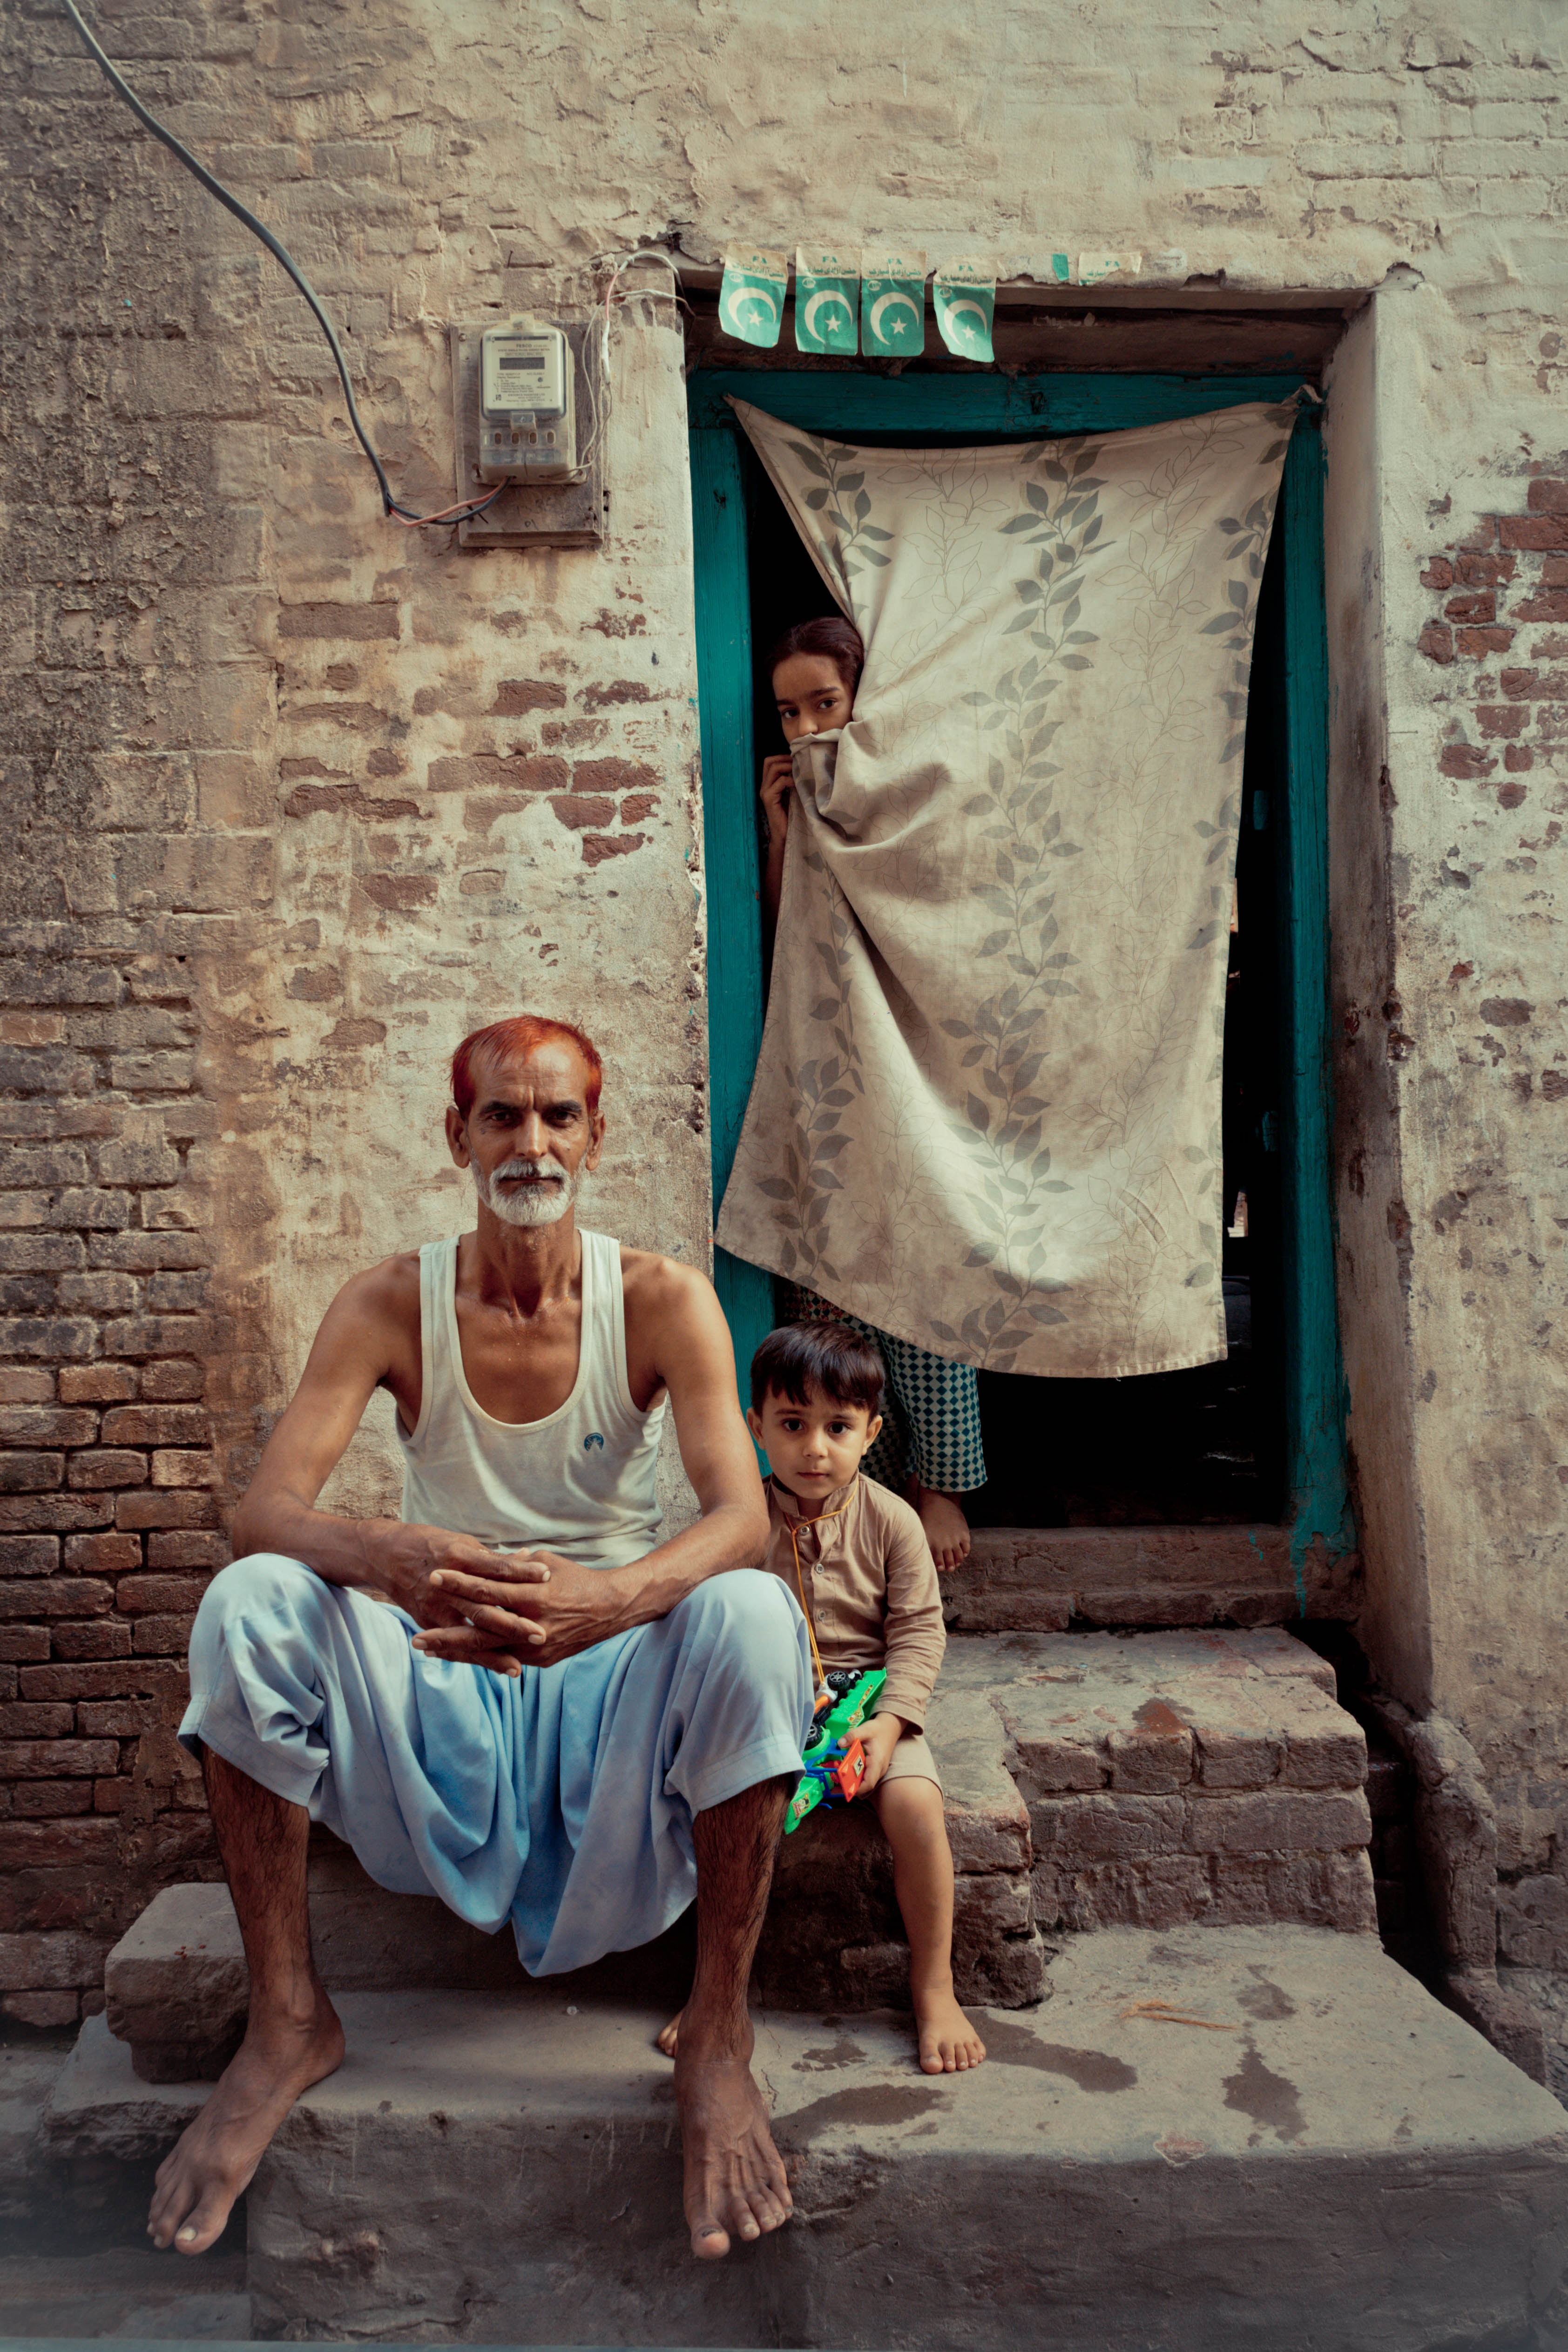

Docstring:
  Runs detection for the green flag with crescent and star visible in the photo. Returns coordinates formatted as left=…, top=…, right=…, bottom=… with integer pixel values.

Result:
left=718, top=248, right=789, bottom=349
left=933, top=259, right=996, bottom=362
left=859, top=247, right=926, bottom=358
left=794, top=246, right=859, bottom=355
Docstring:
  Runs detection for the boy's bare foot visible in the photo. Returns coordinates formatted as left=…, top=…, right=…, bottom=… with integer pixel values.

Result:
left=673, top=2014, right=792, bottom=2259
left=915, top=1485, right=971, bottom=1570
left=915, top=1985, right=987, bottom=2075
left=147, top=1988, right=345, bottom=2255
left=656, top=2006, right=683, bottom=2057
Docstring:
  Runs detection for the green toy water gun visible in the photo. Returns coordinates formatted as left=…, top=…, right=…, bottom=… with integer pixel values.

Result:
left=785, top=1666, right=887, bottom=1833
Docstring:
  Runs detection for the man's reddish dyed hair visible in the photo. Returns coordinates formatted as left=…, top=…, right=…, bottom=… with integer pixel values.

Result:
left=450, top=1016, right=604, bottom=1121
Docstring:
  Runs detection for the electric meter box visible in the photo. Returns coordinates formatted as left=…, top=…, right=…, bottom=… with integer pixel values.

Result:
left=477, top=319, right=582, bottom=485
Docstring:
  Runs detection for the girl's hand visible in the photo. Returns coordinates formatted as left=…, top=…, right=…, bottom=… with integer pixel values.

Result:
left=759, top=755, right=794, bottom=852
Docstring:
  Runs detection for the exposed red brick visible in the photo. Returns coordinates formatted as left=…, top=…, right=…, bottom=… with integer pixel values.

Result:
left=490, top=679, right=567, bottom=715
left=77, top=1700, right=159, bottom=1738
left=50, top=1622, right=132, bottom=1661
left=57, top=1366, right=136, bottom=1406
left=140, top=1363, right=204, bottom=1403
left=1501, top=669, right=1539, bottom=701
left=20, top=1661, right=186, bottom=1703
left=549, top=795, right=616, bottom=831
left=1527, top=478, right=1568, bottom=514
left=0, top=1820, right=118, bottom=1867
left=1505, top=744, right=1535, bottom=773
left=573, top=758, right=660, bottom=796
left=0, top=1498, right=111, bottom=1534
left=0, top=1706, right=72, bottom=1737
left=1545, top=558, right=1568, bottom=587
left=13, top=1784, right=93, bottom=1818
left=1457, top=626, right=1515, bottom=657
left=99, top=1406, right=208, bottom=1452
left=131, top=1614, right=197, bottom=1655
left=148, top=1532, right=226, bottom=1570
left=1445, top=592, right=1495, bottom=623
left=322, top=1019, right=389, bottom=1050
left=63, top=1533, right=141, bottom=1574
left=1457, top=553, right=1516, bottom=588
left=92, top=1779, right=129, bottom=1813
left=0, top=1741, right=117, bottom=1778
left=115, top=1574, right=208, bottom=1615
left=1534, top=634, right=1568, bottom=661
left=425, top=755, right=568, bottom=794
left=1499, top=779, right=1529, bottom=806
left=0, top=1579, right=112, bottom=1620
left=1501, top=516, right=1568, bottom=551
left=65, top=1450, right=147, bottom=1492
left=1439, top=745, right=1495, bottom=780
left=1458, top=515, right=1498, bottom=551
left=1477, top=704, right=1529, bottom=739
left=580, top=832, right=648, bottom=867
left=0, top=1540, right=55, bottom=1576
left=1418, top=623, right=1454, bottom=666
left=580, top=679, right=656, bottom=711
left=366, top=748, right=406, bottom=777
left=620, top=794, right=659, bottom=824
left=1420, top=557, right=1454, bottom=590
left=0, top=1631, right=50, bottom=1664
left=114, top=1491, right=217, bottom=1532
left=284, top=782, right=421, bottom=821
left=277, top=602, right=401, bottom=640
left=360, top=874, right=438, bottom=912
left=1543, top=1071, right=1568, bottom=1102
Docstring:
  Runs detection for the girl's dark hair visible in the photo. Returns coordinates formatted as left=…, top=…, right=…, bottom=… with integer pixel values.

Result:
left=751, top=1319, right=885, bottom=1420
left=766, top=615, right=865, bottom=695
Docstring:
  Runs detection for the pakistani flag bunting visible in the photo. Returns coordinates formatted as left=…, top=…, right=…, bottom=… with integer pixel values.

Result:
left=859, top=248, right=926, bottom=358
left=933, top=259, right=995, bottom=361
left=718, top=249, right=789, bottom=349
left=794, top=247, right=859, bottom=354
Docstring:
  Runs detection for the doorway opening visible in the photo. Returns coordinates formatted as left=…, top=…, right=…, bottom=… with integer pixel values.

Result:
left=690, top=363, right=1344, bottom=1555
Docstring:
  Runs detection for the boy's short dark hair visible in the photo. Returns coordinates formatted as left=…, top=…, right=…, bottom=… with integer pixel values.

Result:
left=750, top=1320, right=885, bottom=1420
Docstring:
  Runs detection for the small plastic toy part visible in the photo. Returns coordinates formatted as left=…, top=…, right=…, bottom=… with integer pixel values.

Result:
left=784, top=1667, right=886, bottom=1834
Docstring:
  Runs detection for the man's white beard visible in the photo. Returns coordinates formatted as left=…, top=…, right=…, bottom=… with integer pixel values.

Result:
left=474, top=1155, right=581, bottom=1229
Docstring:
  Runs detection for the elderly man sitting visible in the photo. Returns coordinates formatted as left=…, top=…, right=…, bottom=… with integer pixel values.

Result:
left=148, top=1014, right=813, bottom=2264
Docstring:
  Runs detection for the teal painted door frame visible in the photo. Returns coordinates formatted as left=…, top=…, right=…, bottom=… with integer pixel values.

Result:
left=689, top=369, right=1347, bottom=1562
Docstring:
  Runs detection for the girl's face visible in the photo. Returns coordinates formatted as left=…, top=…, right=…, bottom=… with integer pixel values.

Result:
left=774, top=653, right=854, bottom=743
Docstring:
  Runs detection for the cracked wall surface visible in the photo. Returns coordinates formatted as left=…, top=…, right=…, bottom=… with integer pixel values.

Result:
left=0, top=0, right=1565, bottom=2015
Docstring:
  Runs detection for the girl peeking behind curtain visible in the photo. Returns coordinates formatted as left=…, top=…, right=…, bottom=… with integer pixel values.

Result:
left=756, top=616, right=987, bottom=1569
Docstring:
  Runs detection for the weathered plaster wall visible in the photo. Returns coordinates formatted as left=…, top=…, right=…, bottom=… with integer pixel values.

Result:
left=1, top=0, right=1566, bottom=2010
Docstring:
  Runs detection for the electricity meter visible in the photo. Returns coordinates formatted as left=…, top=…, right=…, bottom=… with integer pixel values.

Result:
left=478, top=318, right=581, bottom=485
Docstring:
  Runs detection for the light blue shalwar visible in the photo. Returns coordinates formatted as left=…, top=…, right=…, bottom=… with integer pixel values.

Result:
left=178, top=1230, right=815, bottom=1974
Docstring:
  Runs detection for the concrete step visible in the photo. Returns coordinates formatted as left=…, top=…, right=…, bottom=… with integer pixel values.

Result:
left=103, top=1631, right=1375, bottom=2075
left=45, top=1926, right=1568, bottom=2352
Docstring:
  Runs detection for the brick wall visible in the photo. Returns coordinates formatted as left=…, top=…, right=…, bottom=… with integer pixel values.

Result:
left=0, top=944, right=224, bottom=2025
left=1419, top=474, right=1568, bottom=845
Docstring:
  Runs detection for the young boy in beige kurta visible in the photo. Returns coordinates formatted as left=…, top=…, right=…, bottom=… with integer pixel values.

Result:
left=658, top=1321, right=986, bottom=2076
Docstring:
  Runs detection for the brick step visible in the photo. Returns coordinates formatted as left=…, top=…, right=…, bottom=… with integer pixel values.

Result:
left=46, top=1927, right=1568, bottom=2351
left=104, top=1629, right=1375, bottom=2075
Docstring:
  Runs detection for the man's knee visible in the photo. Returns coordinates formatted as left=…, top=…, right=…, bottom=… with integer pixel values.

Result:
left=673, top=1570, right=807, bottom=1683
left=193, top=1552, right=326, bottom=1644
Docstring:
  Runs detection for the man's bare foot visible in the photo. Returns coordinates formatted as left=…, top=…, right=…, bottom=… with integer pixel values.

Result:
left=673, top=2018, right=791, bottom=2259
left=915, top=1985, right=987, bottom=2075
left=147, top=1989, right=345, bottom=2254
left=915, top=1485, right=971, bottom=1570
left=656, top=2006, right=684, bottom=2057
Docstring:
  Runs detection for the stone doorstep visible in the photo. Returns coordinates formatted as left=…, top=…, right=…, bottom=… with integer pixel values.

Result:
left=44, top=1929, right=1568, bottom=2352
left=953, top=1525, right=1361, bottom=1631
left=105, top=1631, right=1375, bottom=2072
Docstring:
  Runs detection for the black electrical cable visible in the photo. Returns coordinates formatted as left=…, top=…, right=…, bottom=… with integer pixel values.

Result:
left=57, top=0, right=501, bottom=527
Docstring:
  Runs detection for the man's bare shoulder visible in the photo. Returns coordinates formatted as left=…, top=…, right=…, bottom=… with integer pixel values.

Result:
left=328, top=1249, right=425, bottom=1336
left=618, top=1244, right=718, bottom=1322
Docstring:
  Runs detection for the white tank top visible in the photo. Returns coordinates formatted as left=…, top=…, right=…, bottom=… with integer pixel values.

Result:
left=396, top=1228, right=667, bottom=1571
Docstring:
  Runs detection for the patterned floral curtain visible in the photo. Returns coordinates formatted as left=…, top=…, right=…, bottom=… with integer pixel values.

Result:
left=716, top=397, right=1297, bottom=1378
